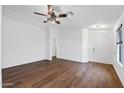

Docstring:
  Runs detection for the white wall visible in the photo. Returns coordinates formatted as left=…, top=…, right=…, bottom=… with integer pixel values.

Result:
left=45, top=27, right=51, bottom=60
left=82, top=28, right=88, bottom=62
left=59, top=28, right=82, bottom=62
left=2, top=11, right=46, bottom=68
left=0, top=5, right=2, bottom=88
left=107, top=30, right=115, bottom=64
left=112, top=10, right=124, bottom=86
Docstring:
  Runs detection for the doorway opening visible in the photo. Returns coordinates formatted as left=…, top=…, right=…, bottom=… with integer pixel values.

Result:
left=52, top=38, right=58, bottom=60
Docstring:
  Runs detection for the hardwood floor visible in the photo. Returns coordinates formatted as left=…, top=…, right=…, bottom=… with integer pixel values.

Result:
left=2, top=58, right=123, bottom=88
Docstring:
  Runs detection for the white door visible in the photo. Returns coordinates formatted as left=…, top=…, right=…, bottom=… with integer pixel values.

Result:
left=89, top=30, right=109, bottom=63
left=52, top=39, right=56, bottom=57
left=52, top=38, right=59, bottom=58
left=0, top=5, right=2, bottom=88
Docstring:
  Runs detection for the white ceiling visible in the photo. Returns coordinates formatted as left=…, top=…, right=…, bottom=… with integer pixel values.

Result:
left=3, top=5, right=124, bottom=29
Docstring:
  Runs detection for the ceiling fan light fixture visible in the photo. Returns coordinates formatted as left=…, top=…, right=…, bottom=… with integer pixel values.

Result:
left=51, top=20, right=55, bottom=24
left=56, top=18, right=59, bottom=21
left=55, top=12, right=59, bottom=17
left=44, top=18, right=47, bottom=21
left=47, top=15, right=51, bottom=18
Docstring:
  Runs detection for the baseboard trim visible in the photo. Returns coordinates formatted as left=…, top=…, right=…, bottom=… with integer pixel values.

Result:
left=58, top=58, right=87, bottom=63
left=88, top=60, right=113, bottom=65
left=2, top=59, right=48, bottom=70
left=113, top=64, right=124, bottom=87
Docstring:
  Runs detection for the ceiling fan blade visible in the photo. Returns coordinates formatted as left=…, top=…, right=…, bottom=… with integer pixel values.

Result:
left=34, top=12, right=47, bottom=16
left=66, top=11, right=74, bottom=15
left=58, top=14, right=67, bottom=18
left=43, top=18, right=51, bottom=23
left=55, top=20, right=60, bottom=24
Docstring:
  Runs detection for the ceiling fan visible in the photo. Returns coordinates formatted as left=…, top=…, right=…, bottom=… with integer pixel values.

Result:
left=34, top=5, right=74, bottom=24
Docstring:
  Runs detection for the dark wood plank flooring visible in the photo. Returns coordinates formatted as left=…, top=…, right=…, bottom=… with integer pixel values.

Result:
left=2, top=58, right=123, bottom=88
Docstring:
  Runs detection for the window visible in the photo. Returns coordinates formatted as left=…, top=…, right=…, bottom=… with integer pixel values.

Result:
left=117, top=24, right=123, bottom=66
